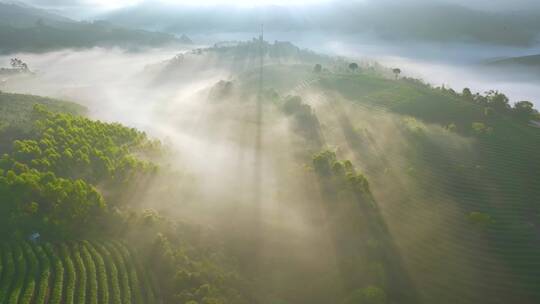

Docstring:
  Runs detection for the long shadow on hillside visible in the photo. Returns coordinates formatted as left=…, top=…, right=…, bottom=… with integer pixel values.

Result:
left=315, top=175, right=420, bottom=303
left=332, top=99, right=540, bottom=303
left=286, top=95, right=419, bottom=303
left=403, top=128, right=540, bottom=303
left=324, top=99, right=420, bottom=303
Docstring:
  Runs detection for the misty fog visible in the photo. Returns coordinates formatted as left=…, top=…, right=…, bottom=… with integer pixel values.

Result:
left=1, top=34, right=539, bottom=210
left=1, top=0, right=540, bottom=302
left=184, top=32, right=540, bottom=108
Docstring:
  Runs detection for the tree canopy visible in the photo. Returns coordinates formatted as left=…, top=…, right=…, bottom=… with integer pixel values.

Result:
left=0, top=105, right=160, bottom=239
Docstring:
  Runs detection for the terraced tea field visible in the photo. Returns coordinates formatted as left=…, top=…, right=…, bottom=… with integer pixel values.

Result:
left=0, top=240, right=158, bottom=304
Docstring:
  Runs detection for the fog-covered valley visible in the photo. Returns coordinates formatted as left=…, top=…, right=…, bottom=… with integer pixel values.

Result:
left=188, top=31, right=540, bottom=107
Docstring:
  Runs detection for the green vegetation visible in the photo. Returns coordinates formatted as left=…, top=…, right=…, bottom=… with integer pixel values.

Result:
left=33, top=244, right=49, bottom=304
left=0, top=241, right=158, bottom=304
left=306, top=64, right=540, bottom=303
left=8, top=244, right=25, bottom=304
left=105, top=1, right=540, bottom=46
left=0, top=92, right=244, bottom=303
left=0, top=92, right=85, bottom=154
left=488, top=54, right=540, bottom=67
left=1, top=44, right=540, bottom=304
left=84, top=241, right=109, bottom=304
left=72, top=243, right=87, bottom=304
left=81, top=244, right=98, bottom=304
left=60, top=244, right=76, bottom=304
left=19, top=242, right=37, bottom=304
left=0, top=244, right=15, bottom=303
left=342, top=286, right=387, bottom=304
left=0, top=3, right=180, bottom=53
left=0, top=102, right=159, bottom=239
left=311, top=150, right=414, bottom=303
left=95, top=243, right=122, bottom=304
left=114, top=242, right=143, bottom=304
left=106, top=243, right=131, bottom=304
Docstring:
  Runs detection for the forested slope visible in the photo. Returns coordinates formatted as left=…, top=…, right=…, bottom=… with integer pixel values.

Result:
left=0, top=2, right=181, bottom=54
left=2, top=41, right=540, bottom=303
left=0, top=92, right=250, bottom=304
left=146, top=43, right=540, bottom=302
left=281, top=66, right=540, bottom=303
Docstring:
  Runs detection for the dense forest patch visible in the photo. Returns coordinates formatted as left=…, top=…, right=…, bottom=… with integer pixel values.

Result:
left=0, top=93, right=251, bottom=304
left=0, top=103, right=159, bottom=239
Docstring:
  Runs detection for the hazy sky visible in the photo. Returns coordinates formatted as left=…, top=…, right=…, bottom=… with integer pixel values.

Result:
left=21, top=0, right=332, bottom=10
left=17, top=0, right=540, bottom=11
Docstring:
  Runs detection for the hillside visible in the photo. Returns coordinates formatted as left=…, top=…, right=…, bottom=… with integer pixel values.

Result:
left=0, top=92, right=86, bottom=153
left=283, top=69, right=540, bottom=304
left=0, top=92, right=249, bottom=304
left=488, top=54, right=540, bottom=67
left=0, top=2, right=181, bottom=53
left=0, top=2, right=73, bottom=28
left=0, top=91, right=85, bottom=128
left=102, top=1, right=540, bottom=46
left=140, top=43, right=540, bottom=303
left=0, top=240, right=158, bottom=304
left=1, top=39, right=540, bottom=303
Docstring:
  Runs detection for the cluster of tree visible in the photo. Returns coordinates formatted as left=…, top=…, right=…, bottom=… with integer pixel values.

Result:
left=0, top=92, right=84, bottom=126
left=117, top=210, right=251, bottom=304
left=453, top=87, right=538, bottom=122
left=312, top=150, right=371, bottom=196
left=312, top=150, right=420, bottom=304
left=9, top=58, right=28, bottom=71
left=313, top=61, right=393, bottom=79
left=0, top=92, right=85, bottom=155
left=0, top=105, right=160, bottom=239
left=0, top=58, right=32, bottom=76
left=395, top=77, right=539, bottom=135
left=0, top=162, right=106, bottom=239
left=392, top=68, right=401, bottom=79
left=209, top=80, right=234, bottom=100
left=0, top=95, right=254, bottom=303
left=5, top=105, right=159, bottom=187
left=282, top=96, right=322, bottom=146
left=311, top=150, right=397, bottom=304
left=209, top=39, right=331, bottom=65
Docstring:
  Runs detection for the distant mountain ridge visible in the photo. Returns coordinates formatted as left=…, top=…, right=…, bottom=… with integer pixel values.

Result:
left=0, top=1, right=74, bottom=28
left=102, top=1, right=540, bottom=46
left=489, top=54, right=540, bottom=67
left=0, top=1, right=182, bottom=53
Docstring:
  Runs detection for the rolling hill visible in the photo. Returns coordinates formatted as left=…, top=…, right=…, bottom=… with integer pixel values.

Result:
left=143, top=41, right=540, bottom=303
left=488, top=54, right=540, bottom=67
left=102, top=1, right=540, bottom=46
left=0, top=1, right=72, bottom=28
left=1, top=40, right=540, bottom=303
left=0, top=2, right=181, bottom=53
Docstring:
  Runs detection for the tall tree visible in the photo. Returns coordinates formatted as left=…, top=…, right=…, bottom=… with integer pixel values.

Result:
left=392, top=68, right=401, bottom=79
left=513, top=101, right=537, bottom=121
